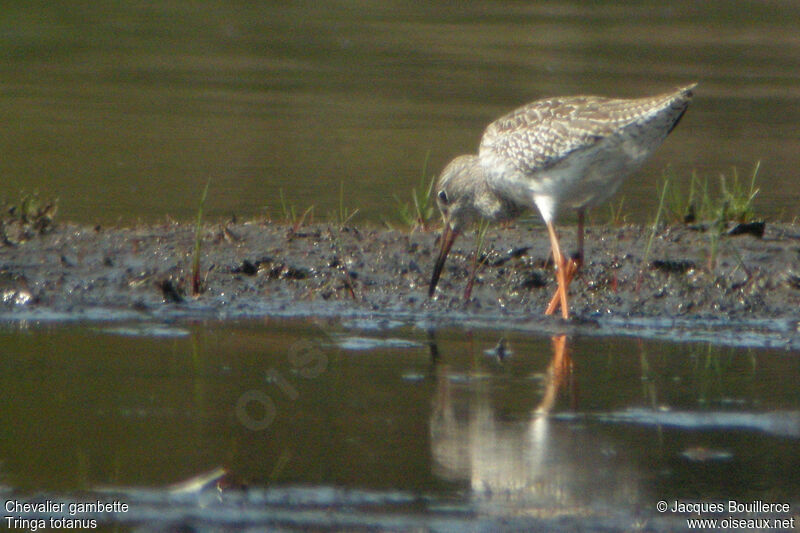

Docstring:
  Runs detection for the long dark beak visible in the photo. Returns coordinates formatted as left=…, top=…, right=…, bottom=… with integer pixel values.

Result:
left=429, top=223, right=458, bottom=298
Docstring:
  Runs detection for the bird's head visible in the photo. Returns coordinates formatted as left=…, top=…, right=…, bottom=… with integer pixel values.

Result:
left=433, top=155, right=487, bottom=234
left=428, top=155, right=496, bottom=298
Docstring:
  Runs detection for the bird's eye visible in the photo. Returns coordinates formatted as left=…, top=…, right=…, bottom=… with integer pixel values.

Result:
left=437, top=190, right=448, bottom=205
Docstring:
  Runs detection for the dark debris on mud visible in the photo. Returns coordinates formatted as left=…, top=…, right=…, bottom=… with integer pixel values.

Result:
left=1, top=219, right=799, bottom=336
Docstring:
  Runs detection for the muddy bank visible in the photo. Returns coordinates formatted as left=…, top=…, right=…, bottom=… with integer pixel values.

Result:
left=1, top=219, right=799, bottom=345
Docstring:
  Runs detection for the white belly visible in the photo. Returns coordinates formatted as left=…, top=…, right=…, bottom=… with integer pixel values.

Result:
left=482, top=131, right=660, bottom=222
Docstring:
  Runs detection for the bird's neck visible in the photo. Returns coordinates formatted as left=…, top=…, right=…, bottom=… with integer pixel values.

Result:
left=473, top=173, right=524, bottom=223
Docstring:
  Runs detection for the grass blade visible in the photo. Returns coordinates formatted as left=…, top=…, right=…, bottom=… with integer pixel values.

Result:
left=192, top=178, right=211, bottom=296
left=637, top=175, right=670, bottom=291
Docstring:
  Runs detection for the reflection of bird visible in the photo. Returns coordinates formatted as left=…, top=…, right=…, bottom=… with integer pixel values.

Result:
left=428, top=335, right=642, bottom=511
left=428, top=85, right=696, bottom=318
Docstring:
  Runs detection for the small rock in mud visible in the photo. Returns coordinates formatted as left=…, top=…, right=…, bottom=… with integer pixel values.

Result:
left=284, top=266, right=310, bottom=280
left=651, top=259, right=696, bottom=274
left=158, top=279, right=185, bottom=303
left=517, top=271, right=547, bottom=290
left=784, top=272, right=800, bottom=290
left=487, top=246, right=530, bottom=267
left=233, top=259, right=259, bottom=275
left=727, top=221, right=766, bottom=238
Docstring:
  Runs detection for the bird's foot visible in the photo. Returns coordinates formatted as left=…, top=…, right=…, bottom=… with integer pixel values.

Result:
left=545, top=257, right=581, bottom=316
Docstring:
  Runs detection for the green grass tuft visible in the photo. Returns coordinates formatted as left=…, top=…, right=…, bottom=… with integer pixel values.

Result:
left=719, top=161, right=760, bottom=224
left=607, top=196, right=628, bottom=226
left=391, top=150, right=438, bottom=232
left=1, top=191, right=58, bottom=245
left=335, top=181, right=359, bottom=229
left=662, top=162, right=761, bottom=225
left=278, top=188, right=315, bottom=231
left=464, top=218, right=492, bottom=300
left=647, top=162, right=762, bottom=274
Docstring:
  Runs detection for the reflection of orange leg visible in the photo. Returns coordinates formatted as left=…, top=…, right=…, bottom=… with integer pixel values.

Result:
left=546, top=209, right=585, bottom=316
left=543, top=221, right=569, bottom=319
left=536, top=334, right=573, bottom=414
left=551, top=334, right=570, bottom=382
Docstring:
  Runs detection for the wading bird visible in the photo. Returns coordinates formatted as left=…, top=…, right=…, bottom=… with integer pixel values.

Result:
left=428, top=84, right=696, bottom=318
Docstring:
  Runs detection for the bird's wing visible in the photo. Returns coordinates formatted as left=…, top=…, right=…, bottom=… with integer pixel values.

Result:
left=478, top=93, right=683, bottom=174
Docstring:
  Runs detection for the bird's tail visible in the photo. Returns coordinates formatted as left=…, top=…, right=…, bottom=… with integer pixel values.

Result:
left=666, top=83, right=697, bottom=134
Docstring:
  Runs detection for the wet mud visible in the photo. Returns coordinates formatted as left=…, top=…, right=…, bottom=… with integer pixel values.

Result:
left=1, top=219, right=799, bottom=346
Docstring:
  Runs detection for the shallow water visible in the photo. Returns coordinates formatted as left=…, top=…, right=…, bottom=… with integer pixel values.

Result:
left=2, top=1, right=799, bottom=225
left=2, top=319, right=799, bottom=530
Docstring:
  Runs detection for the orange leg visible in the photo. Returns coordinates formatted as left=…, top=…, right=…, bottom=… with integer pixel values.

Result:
left=545, top=258, right=579, bottom=315
left=543, top=221, right=569, bottom=319
left=545, top=210, right=585, bottom=317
